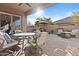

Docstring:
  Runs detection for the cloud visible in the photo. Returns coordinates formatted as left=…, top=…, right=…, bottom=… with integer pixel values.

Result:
left=27, top=9, right=77, bottom=24
left=52, top=12, right=71, bottom=22
left=34, top=9, right=45, bottom=17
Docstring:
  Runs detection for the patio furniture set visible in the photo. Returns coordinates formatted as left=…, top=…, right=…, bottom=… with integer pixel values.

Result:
left=57, top=28, right=78, bottom=38
left=0, top=30, right=48, bottom=56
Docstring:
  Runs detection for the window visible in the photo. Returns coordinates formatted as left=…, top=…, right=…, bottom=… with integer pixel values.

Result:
left=12, top=16, right=21, bottom=30
left=0, top=14, right=11, bottom=27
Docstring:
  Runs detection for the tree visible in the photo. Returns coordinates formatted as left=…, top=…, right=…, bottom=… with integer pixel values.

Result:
left=34, top=17, right=54, bottom=33
left=45, top=17, right=53, bottom=25
left=71, top=11, right=79, bottom=23
left=71, top=11, right=79, bottom=30
left=36, top=17, right=42, bottom=21
left=35, top=21, right=39, bottom=27
left=35, top=17, right=53, bottom=27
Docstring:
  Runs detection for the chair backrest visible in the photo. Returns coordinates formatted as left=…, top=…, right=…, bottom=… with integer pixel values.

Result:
left=2, top=32, right=15, bottom=43
left=0, top=32, right=16, bottom=46
left=57, top=28, right=63, bottom=34
left=0, top=32, right=7, bottom=48
left=72, top=29, right=78, bottom=33
left=37, top=32, right=48, bottom=46
left=0, top=32, right=18, bottom=51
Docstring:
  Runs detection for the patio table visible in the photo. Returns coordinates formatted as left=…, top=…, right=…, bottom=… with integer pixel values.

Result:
left=13, top=32, right=36, bottom=55
left=61, top=32, right=71, bottom=38
left=14, top=33, right=36, bottom=37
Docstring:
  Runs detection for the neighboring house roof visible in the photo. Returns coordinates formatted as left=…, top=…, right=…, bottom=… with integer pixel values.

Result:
left=54, top=17, right=72, bottom=24
left=38, top=20, right=48, bottom=24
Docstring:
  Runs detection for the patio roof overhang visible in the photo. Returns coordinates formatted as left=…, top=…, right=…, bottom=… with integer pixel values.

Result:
left=0, top=3, right=55, bottom=15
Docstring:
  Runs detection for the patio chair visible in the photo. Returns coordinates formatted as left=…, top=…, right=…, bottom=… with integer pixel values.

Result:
left=26, top=32, right=48, bottom=47
left=56, top=28, right=63, bottom=36
left=37, top=32, right=48, bottom=46
left=71, top=29, right=78, bottom=37
left=24, top=32, right=48, bottom=56
left=0, top=32, right=19, bottom=56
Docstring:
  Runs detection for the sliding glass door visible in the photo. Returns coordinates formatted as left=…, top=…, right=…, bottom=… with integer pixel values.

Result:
left=12, top=16, right=21, bottom=30
left=0, top=12, right=21, bottom=33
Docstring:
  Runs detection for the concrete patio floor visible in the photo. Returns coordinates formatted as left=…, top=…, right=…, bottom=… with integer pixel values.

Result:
left=41, top=34, right=79, bottom=56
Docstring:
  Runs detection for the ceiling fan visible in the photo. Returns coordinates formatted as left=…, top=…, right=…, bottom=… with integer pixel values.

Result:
left=18, top=3, right=32, bottom=7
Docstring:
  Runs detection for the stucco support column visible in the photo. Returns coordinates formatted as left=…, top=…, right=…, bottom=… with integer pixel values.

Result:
left=0, top=14, right=1, bottom=30
left=21, top=14, right=27, bottom=32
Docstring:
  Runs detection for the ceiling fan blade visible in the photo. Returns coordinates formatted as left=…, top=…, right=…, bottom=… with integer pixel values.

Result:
left=18, top=3, right=22, bottom=6
left=25, top=3, right=31, bottom=7
left=18, top=3, right=31, bottom=7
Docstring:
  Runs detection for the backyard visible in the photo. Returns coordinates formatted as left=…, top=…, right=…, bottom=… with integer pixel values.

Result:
left=1, top=3, right=79, bottom=56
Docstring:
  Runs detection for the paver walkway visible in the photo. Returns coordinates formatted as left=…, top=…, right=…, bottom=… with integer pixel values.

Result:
left=41, top=34, right=79, bottom=56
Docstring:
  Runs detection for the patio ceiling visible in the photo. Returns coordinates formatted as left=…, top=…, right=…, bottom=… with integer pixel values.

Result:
left=0, top=3, right=54, bottom=15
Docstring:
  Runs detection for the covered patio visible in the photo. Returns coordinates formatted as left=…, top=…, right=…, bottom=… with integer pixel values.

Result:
left=0, top=3, right=54, bottom=33
left=0, top=3, right=54, bottom=56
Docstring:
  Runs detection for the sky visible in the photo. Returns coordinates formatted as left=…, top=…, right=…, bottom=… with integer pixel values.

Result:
left=27, top=3, right=79, bottom=25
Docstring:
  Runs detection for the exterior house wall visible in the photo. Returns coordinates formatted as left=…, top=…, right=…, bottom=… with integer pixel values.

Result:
left=0, top=11, right=27, bottom=32
left=0, top=4, right=29, bottom=32
left=54, top=23, right=74, bottom=32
